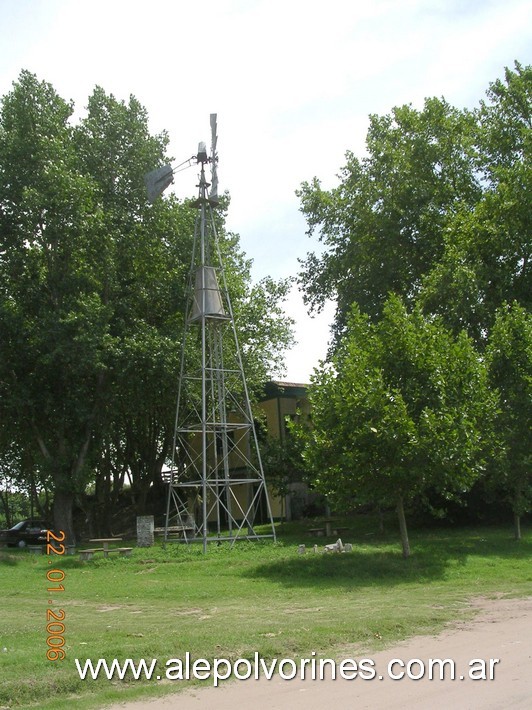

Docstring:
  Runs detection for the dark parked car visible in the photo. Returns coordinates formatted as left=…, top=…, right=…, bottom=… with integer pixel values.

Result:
left=1, top=519, right=51, bottom=548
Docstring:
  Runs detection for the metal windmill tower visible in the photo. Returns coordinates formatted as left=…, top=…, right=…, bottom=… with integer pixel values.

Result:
left=146, top=115, right=276, bottom=552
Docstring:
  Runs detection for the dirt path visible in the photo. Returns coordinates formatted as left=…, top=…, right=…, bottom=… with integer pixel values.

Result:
left=111, top=596, right=532, bottom=709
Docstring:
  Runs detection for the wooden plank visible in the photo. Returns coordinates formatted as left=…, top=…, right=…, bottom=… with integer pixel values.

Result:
left=306, top=528, right=326, bottom=536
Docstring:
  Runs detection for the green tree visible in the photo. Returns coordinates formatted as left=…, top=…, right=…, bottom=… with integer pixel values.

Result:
left=298, top=63, right=530, bottom=347
left=421, top=62, right=531, bottom=341
left=297, top=62, right=529, bottom=532
left=72, top=87, right=194, bottom=526
left=0, top=71, right=112, bottom=542
left=301, top=296, right=497, bottom=557
left=297, top=97, right=480, bottom=338
left=0, top=72, right=294, bottom=541
left=486, top=302, right=531, bottom=539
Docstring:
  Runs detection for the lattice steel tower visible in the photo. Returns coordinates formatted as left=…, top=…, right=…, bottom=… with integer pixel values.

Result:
left=148, top=115, right=276, bottom=551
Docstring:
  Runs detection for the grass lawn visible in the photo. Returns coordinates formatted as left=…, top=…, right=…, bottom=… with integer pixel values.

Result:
left=0, top=516, right=531, bottom=709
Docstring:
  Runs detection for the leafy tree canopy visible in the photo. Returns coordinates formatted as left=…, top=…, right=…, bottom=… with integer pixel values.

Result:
left=0, top=71, right=294, bottom=541
left=298, top=62, right=530, bottom=345
left=300, top=296, right=498, bottom=556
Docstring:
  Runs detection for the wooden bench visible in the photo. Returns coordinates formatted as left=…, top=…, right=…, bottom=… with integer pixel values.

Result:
left=331, top=527, right=349, bottom=536
left=26, top=544, right=76, bottom=555
left=79, top=547, right=132, bottom=561
left=155, top=526, right=195, bottom=539
left=307, top=528, right=326, bottom=537
left=113, top=547, right=133, bottom=557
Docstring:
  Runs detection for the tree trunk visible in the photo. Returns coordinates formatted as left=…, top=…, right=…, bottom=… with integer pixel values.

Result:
left=94, top=461, right=112, bottom=537
left=0, top=488, right=12, bottom=528
left=514, top=512, right=521, bottom=541
left=34, top=427, right=86, bottom=546
left=396, top=495, right=410, bottom=558
left=53, top=489, right=75, bottom=546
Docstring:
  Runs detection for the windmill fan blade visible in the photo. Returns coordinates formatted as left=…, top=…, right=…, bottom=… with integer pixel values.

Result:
left=144, top=164, right=174, bottom=202
left=209, top=113, right=219, bottom=204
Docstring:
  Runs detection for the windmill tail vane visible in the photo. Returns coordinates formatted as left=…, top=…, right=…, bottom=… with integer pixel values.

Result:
left=209, top=113, right=218, bottom=203
left=144, top=113, right=219, bottom=204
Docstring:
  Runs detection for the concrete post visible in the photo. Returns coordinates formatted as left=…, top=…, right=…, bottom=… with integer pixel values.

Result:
left=136, top=515, right=154, bottom=547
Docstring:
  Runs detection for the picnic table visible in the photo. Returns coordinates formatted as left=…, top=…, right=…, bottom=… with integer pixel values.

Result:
left=306, top=520, right=349, bottom=538
left=89, top=537, right=122, bottom=556
left=307, top=527, right=326, bottom=537
left=79, top=538, right=132, bottom=561
left=323, top=519, right=339, bottom=536
left=154, top=525, right=196, bottom=539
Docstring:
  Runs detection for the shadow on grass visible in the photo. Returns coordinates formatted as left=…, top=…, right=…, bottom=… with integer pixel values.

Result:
left=246, top=531, right=532, bottom=591
left=246, top=548, right=450, bottom=590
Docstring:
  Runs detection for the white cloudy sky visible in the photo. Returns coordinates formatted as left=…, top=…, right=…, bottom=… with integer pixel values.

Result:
left=1, top=0, right=530, bottom=381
